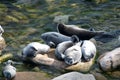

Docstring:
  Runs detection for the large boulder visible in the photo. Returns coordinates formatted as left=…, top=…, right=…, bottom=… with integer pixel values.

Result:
left=52, top=72, right=96, bottom=80
left=0, top=25, right=6, bottom=55
left=98, top=47, right=120, bottom=71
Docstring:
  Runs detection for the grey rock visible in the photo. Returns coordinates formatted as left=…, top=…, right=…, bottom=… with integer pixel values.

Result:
left=98, top=47, right=120, bottom=71
left=94, top=29, right=120, bottom=43
left=52, top=72, right=96, bottom=80
left=53, top=15, right=74, bottom=24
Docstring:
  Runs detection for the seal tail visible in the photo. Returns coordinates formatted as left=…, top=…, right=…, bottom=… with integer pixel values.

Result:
left=95, top=31, right=105, bottom=35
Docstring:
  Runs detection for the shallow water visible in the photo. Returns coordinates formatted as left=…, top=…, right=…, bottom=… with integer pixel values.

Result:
left=0, top=0, right=120, bottom=80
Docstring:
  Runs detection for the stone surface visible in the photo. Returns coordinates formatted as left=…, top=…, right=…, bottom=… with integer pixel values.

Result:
left=0, top=36, right=6, bottom=51
left=17, top=0, right=40, bottom=4
left=13, top=72, right=51, bottom=80
left=53, top=15, right=74, bottom=24
left=98, top=47, right=120, bottom=71
left=52, top=72, right=96, bottom=80
left=91, top=72, right=107, bottom=80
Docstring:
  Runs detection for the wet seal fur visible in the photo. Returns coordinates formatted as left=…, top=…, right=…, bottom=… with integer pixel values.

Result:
left=55, top=35, right=79, bottom=60
left=81, top=40, right=96, bottom=62
left=64, top=42, right=82, bottom=65
left=98, top=47, right=120, bottom=71
left=40, top=32, right=71, bottom=48
left=55, top=41, right=74, bottom=60
left=2, top=60, right=16, bottom=80
left=57, top=23, right=104, bottom=40
left=22, top=42, right=50, bottom=58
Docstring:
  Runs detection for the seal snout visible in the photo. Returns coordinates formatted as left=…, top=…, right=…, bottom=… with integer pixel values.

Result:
left=65, top=57, right=74, bottom=65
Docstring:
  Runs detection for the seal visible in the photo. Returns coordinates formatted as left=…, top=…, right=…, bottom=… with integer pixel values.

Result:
left=40, top=32, right=71, bottom=48
left=81, top=40, right=96, bottom=62
left=55, top=35, right=80, bottom=60
left=2, top=60, right=16, bottom=80
left=64, top=42, right=82, bottom=65
left=57, top=23, right=104, bottom=40
left=55, top=41, right=74, bottom=60
left=22, top=42, right=50, bottom=58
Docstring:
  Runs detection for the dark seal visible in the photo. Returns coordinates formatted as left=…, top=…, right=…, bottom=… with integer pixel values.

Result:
left=57, top=23, right=104, bottom=40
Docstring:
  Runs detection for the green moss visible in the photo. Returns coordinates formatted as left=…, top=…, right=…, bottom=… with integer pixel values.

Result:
left=5, top=15, right=19, bottom=22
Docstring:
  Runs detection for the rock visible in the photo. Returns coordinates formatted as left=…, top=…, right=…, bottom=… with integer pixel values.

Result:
left=91, top=72, right=107, bottom=80
left=13, top=72, right=51, bottom=80
left=53, top=15, right=74, bottom=24
left=23, top=49, right=95, bottom=72
left=17, top=0, right=40, bottom=5
left=107, top=71, right=120, bottom=78
left=0, top=53, right=13, bottom=63
left=52, top=72, right=96, bottom=80
left=98, top=47, right=120, bottom=71
left=94, top=29, right=120, bottom=43
left=94, top=0, right=108, bottom=4
left=0, top=25, right=6, bottom=55
left=0, top=36, right=6, bottom=53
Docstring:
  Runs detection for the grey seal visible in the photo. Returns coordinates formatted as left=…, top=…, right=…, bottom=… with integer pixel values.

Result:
left=55, top=35, right=79, bottom=60
left=57, top=23, right=104, bottom=40
left=81, top=40, right=96, bottom=62
left=55, top=41, right=74, bottom=60
left=64, top=42, right=82, bottom=65
left=2, top=60, right=16, bottom=80
left=40, top=32, right=71, bottom=48
left=22, top=42, right=50, bottom=58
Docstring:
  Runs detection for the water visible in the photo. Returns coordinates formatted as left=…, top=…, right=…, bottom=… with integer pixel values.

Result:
left=0, top=0, right=120, bottom=80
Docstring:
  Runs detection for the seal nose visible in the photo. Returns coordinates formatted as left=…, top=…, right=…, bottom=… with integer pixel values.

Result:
left=65, top=57, right=73, bottom=65
left=68, top=59, right=73, bottom=65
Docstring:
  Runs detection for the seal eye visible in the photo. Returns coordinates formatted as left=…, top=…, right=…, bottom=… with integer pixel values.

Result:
left=73, top=49, right=78, bottom=51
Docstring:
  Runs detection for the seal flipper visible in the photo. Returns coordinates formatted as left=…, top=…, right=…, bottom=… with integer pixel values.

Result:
left=49, top=41, right=56, bottom=48
left=71, top=35, right=79, bottom=43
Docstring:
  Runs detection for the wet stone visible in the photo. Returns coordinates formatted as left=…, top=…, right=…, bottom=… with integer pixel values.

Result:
left=52, top=72, right=96, bottom=80
left=91, top=72, right=107, bottom=80
left=98, top=47, right=120, bottom=71
left=53, top=15, right=74, bottom=24
left=13, top=72, right=51, bottom=80
left=107, top=71, right=120, bottom=79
